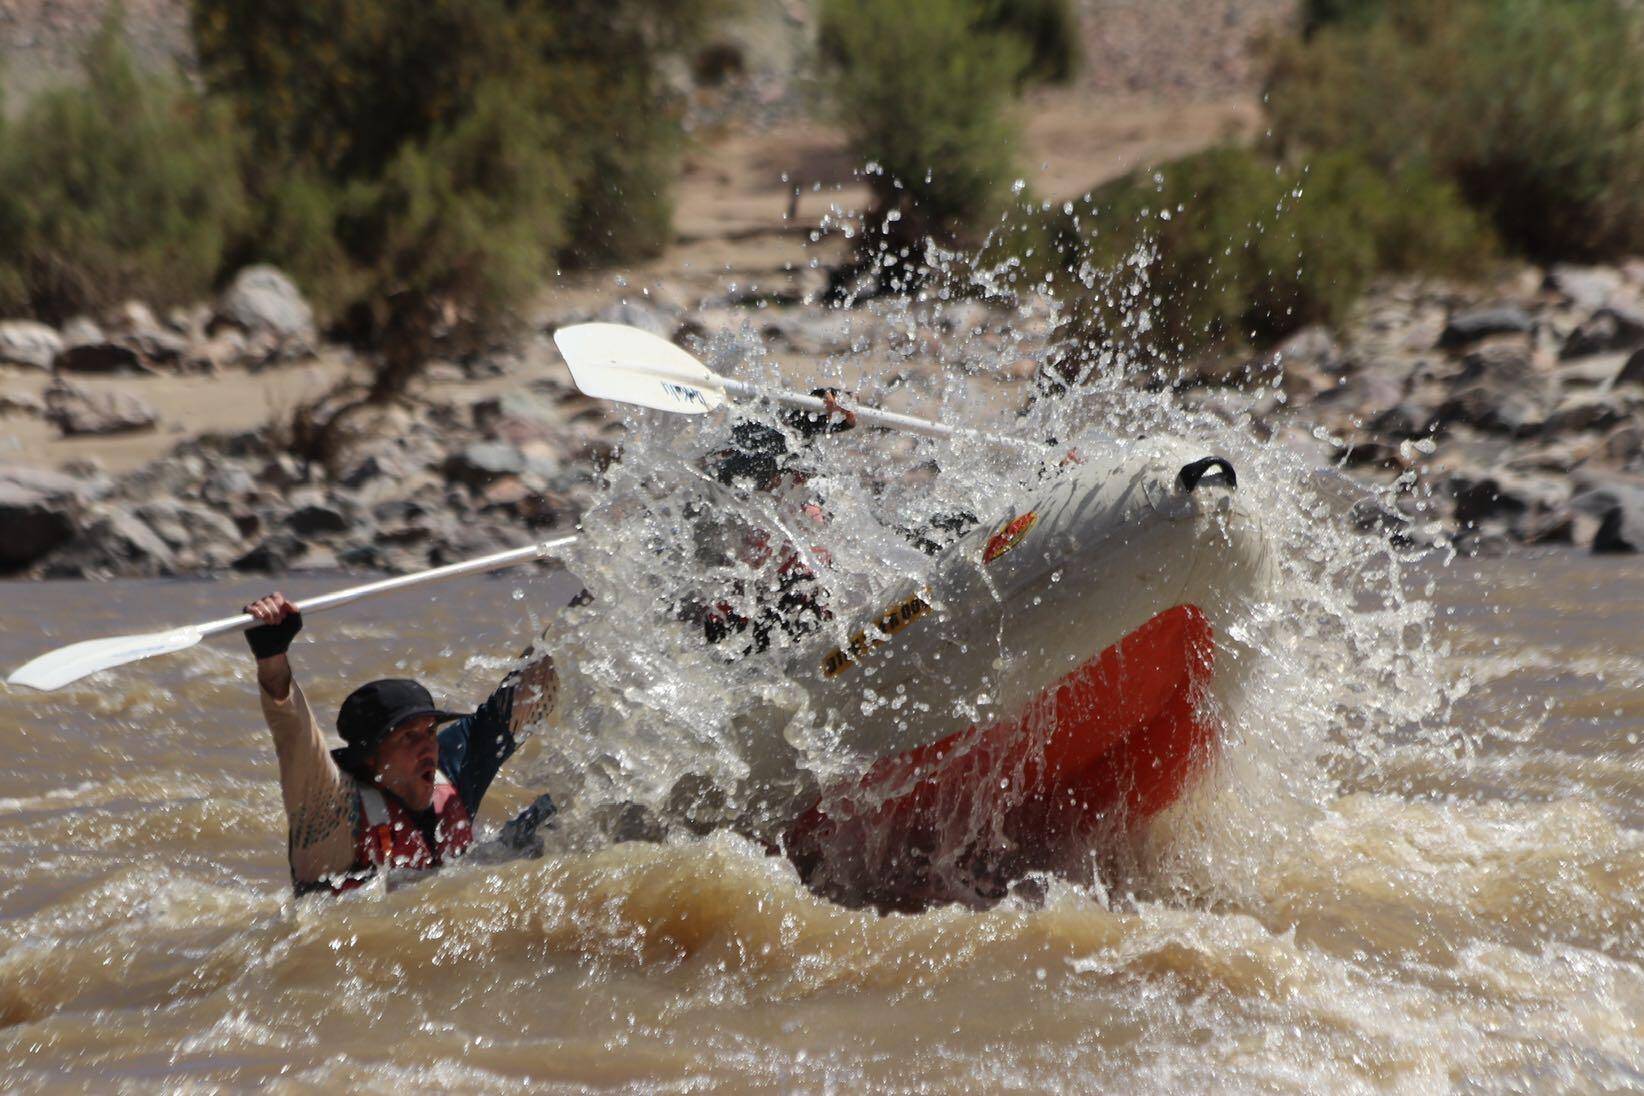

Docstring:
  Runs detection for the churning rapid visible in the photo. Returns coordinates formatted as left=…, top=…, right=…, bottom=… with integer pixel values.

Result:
left=1, top=292, right=1641, bottom=1090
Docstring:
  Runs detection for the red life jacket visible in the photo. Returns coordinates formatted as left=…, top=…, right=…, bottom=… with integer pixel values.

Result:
left=324, top=771, right=474, bottom=893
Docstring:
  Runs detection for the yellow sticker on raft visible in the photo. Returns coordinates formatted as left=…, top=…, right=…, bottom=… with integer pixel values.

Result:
left=821, top=593, right=931, bottom=679
left=982, top=511, right=1038, bottom=563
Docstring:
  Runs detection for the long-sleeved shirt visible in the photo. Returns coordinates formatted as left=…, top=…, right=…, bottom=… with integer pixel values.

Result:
left=259, top=657, right=558, bottom=890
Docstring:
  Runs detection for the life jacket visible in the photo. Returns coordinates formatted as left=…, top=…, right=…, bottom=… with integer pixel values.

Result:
left=323, top=771, right=474, bottom=893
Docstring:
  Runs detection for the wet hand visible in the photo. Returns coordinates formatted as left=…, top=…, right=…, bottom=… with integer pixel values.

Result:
left=242, top=592, right=303, bottom=660
left=821, top=390, right=856, bottom=430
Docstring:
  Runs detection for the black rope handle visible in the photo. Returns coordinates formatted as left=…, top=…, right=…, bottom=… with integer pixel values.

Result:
left=1178, top=456, right=1237, bottom=493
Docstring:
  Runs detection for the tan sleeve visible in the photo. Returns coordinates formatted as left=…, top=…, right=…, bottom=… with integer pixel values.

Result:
left=259, top=681, right=361, bottom=886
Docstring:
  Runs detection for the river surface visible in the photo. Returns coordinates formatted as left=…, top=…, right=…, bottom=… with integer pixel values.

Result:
left=0, top=548, right=1639, bottom=1093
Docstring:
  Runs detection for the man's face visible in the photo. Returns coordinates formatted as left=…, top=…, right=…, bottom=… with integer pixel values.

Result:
left=368, top=715, right=439, bottom=810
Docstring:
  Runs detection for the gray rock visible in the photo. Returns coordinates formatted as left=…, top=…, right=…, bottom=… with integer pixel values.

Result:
left=233, top=533, right=303, bottom=572
left=285, top=502, right=352, bottom=536
left=762, top=311, right=859, bottom=355
left=1541, top=392, right=1632, bottom=435
left=215, top=265, right=316, bottom=342
left=201, top=463, right=257, bottom=505
left=1439, top=306, right=1533, bottom=350
left=1431, top=384, right=1547, bottom=436
left=443, top=442, right=526, bottom=486
left=1616, top=348, right=1644, bottom=389
left=1571, top=478, right=1644, bottom=552
left=1544, top=265, right=1622, bottom=311
left=122, top=326, right=190, bottom=368
left=59, top=316, right=104, bottom=348
left=0, top=321, right=63, bottom=370
left=48, top=506, right=178, bottom=577
left=592, top=298, right=679, bottom=341
left=0, top=389, right=45, bottom=418
left=135, top=500, right=243, bottom=551
left=0, top=465, right=81, bottom=571
left=44, top=381, right=159, bottom=436
left=1562, top=304, right=1644, bottom=359
left=54, top=342, right=149, bottom=375
left=1449, top=472, right=1565, bottom=529
left=1274, top=324, right=1344, bottom=374
left=1552, top=352, right=1631, bottom=389
left=1593, top=423, right=1643, bottom=467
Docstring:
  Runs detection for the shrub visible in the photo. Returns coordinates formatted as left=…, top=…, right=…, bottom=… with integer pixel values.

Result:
left=978, top=0, right=1081, bottom=86
left=1299, top=0, right=1389, bottom=34
left=0, top=18, right=246, bottom=322
left=192, top=0, right=720, bottom=403
left=820, top=0, right=1028, bottom=249
left=1267, top=0, right=1644, bottom=262
left=1043, top=146, right=1495, bottom=361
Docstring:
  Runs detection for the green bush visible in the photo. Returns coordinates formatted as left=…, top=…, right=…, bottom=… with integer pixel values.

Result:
left=979, top=0, right=1081, bottom=86
left=1299, top=0, right=1388, bottom=34
left=1267, top=0, right=1644, bottom=262
left=0, top=19, right=246, bottom=322
left=192, top=0, right=720, bottom=401
left=1043, top=147, right=1494, bottom=360
left=820, top=0, right=1030, bottom=249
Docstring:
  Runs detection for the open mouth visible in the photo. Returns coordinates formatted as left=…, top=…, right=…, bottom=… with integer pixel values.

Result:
left=419, top=765, right=436, bottom=786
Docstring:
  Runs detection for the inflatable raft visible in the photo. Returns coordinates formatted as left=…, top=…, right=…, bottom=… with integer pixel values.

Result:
left=762, top=437, right=1274, bottom=907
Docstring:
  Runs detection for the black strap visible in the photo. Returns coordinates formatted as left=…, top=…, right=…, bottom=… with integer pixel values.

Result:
left=1178, top=456, right=1237, bottom=492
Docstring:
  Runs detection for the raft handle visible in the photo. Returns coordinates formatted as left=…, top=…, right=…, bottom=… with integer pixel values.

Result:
left=1178, top=456, right=1237, bottom=493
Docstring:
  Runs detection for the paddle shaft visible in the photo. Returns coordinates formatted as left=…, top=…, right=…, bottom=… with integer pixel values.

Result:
left=188, top=534, right=580, bottom=641
left=720, top=378, right=1041, bottom=452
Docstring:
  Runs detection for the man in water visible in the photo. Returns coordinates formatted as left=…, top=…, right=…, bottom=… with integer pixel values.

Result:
left=241, top=592, right=559, bottom=895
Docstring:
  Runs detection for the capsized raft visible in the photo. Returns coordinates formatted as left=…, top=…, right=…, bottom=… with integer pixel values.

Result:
left=769, top=437, right=1274, bottom=905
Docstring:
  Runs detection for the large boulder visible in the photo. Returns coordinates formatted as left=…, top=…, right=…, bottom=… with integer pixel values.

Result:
left=0, top=466, right=82, bottom=572
left=0, top=321, right=63, bottom=370
left=43, top=381, right=159, bottom=436
left=214, top=265, right=316, bottom=344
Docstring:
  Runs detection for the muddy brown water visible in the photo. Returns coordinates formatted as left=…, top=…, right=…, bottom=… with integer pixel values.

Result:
left=0, top=551, right=1640, bottom=1092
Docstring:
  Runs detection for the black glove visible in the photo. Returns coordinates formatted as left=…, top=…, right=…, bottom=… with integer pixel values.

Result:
left=245, top=610, right=303, bottom=659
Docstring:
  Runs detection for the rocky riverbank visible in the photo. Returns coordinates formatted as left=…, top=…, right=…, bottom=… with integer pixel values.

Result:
left=5, top=254, right=1644, bottom=580
left=1245, top=262, right=1644, bottom=555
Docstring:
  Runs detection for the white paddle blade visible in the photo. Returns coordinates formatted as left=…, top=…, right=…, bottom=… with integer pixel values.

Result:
left=553, top=322, right=726, bottom=416
left=5, top=626, right=206, bottom=692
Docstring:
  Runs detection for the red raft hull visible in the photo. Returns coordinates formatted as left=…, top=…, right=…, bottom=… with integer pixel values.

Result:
left=783, top=605, right=1218, bottom=907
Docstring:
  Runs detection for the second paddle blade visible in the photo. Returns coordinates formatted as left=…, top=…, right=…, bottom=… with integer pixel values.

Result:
left=553, top=322, right=727, bottom=416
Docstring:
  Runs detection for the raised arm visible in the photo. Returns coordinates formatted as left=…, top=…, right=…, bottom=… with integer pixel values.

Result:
left=243, top=593, right=359, bottom=887
left=438, top=646, right=560, bottom=817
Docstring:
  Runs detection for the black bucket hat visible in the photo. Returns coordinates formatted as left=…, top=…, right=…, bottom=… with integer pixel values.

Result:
left=333, top=678, right=459, bottom=771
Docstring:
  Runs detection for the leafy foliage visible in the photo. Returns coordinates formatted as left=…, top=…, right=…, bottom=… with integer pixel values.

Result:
left=0, top=19, right=246, bottom=322
left=1038, top=146, right=1494, bottom=361
left=978, top=0, right=1081, bottom=86
left=820, top=0, right=1029, bottom=246
left=1267, top=0, right=1644, bottom=261
left=191, top=0, right=720, bottom=400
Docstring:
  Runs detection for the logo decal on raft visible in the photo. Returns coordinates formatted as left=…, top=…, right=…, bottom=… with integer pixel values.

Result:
left=821, top=593, right=931, bottom=678
left=982, top=511, right=1038, bottom=563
